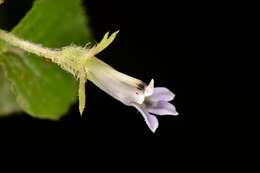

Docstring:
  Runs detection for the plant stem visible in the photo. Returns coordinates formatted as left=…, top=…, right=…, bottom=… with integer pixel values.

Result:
left=0, top=29, right=57, bottom=59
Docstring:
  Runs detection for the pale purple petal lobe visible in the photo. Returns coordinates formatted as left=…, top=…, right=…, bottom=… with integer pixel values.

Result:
left=144, top=79, right=154, bottom=96
left=131, top=103, right=159, bottom=133
left=147, top=101, right=178, bottom=116
left=148, top=87, right=175, bottom=102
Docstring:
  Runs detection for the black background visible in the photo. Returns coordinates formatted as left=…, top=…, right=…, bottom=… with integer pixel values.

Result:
left=0, top=0, right=255, bottom=149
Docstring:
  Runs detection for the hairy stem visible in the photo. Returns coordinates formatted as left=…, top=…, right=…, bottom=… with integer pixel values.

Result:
left=0, top=29, right=57, bottom=60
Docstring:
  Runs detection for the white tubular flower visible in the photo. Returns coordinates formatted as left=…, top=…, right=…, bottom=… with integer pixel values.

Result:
left=0, top=29, right=179, bottom=132
left=85, top=57, right=179, bottom=132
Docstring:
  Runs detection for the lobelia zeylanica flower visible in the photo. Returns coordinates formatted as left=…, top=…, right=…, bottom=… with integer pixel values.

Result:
left=0, top=29, right=178, bottom=132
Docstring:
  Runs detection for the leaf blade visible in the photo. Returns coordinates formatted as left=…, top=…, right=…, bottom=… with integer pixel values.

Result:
left=0, top=0, right=92, bottom=119
left=0, top=69, right=21, bottom=116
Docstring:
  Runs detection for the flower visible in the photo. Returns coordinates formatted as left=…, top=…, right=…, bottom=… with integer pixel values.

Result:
left=0, top=29, right=178, bottom=132
left=85, top=57, right=178, bottom=132
left=131, top=80, right=178, bottom=132
left=78, top=31, right=178, bottom=132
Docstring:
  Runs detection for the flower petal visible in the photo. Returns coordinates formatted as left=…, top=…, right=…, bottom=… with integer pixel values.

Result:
left=131, top=103, right=159, bottom=133
left=148, top=87, right=175, bottom=102
left=144, top=79, right=154, bottom=97
left=147, top=101, right=178, bottom=116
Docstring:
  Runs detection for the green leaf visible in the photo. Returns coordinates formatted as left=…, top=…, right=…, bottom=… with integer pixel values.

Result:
left=0, top=40, right=6, bottom=54
left=0, top=68, right=21, bottom=116
left=0, top=0, right=92, bottom=119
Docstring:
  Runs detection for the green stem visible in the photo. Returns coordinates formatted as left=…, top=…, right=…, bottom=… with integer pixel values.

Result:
left=0, top=29, right=57, bottom=60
